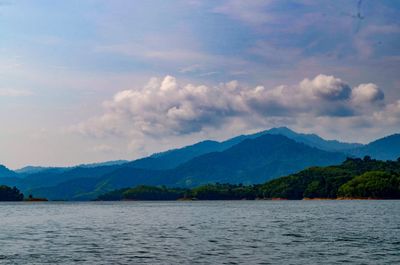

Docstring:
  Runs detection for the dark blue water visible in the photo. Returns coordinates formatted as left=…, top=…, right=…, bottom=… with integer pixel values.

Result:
left=0, top=201, right=399, bottom=264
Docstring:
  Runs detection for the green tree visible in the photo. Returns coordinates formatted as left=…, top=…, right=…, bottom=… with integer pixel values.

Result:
left=0, top=186, right=24, bottom=201
left=338, top=171, right=400, bottom=199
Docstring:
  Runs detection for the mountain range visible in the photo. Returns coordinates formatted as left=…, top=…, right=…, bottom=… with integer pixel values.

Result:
left=1, top=127, right=399, bottom=200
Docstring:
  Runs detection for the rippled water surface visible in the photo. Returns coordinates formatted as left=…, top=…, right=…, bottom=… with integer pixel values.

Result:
left=0, top=201, right=399, bottom=264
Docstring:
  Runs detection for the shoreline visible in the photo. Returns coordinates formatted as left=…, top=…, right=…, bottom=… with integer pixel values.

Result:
left=303, top=197, right=389, bottom=200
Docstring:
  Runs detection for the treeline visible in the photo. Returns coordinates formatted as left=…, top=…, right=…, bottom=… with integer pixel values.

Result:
left=97, top=157, right=400, bottom=201
left=261, top=156, right=400, bottom=199
left=0, top=185, right=47, bottom=201
left=0, top=185, right=24, bottom=201
left=97, top=184, right=260, bottom=201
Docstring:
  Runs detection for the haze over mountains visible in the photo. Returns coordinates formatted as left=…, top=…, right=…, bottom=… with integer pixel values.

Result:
left=0, top=165, right=17, bottom=179
left=348, top=134, right=400, bottom=161
left=0, top=127, right=399, bottom=200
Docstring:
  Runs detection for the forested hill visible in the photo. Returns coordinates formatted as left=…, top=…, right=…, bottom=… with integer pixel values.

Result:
left=0, top=185, right=24, bottom=201
left=97, top=157, right=400, bottom=201
left=261, top=156, right=400, bottom=199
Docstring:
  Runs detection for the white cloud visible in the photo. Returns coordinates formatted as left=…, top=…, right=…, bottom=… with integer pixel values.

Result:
left=73, top=74, right=389, bottom=144
left=374, top=100, right=400, bottom=126
left=352, top=83, right=384, bottom=105
left=299, top=74, right=351, bottom=101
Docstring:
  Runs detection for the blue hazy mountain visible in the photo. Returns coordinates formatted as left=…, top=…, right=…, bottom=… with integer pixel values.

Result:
left=349, top=134, right=400, bottom=160
left=126, top=127, right=360, bottom=170
left=15, top=160, right=128, bottom=175
left=127, top=140, right=223, bottom=170
left=264, top=127, right=362, bottom=151
left=27, top=134, right=346, bottom=200
left=13, top=164, right=127, bottom=192
left=0, top=165, right=18, bottom=178
left=127, top=133, right=274, bottom=170
left=2, top=128, right=398, bottom=200
left=169, top=134, right=347, bottom=187
left=15, top=166, right=67, bottom=175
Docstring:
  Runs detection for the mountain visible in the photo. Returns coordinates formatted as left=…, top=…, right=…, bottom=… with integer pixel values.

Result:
left=77, top=160, right=129, bottom=168
left=15, top=166, right=66, bottom=175
left=28, top=134, right=346, bottom=200
left=14, top=164, right=127, bottom=192
left=169, top=134, right=347, bottom=186
left=3, top=127, right=397, bottom=201
left=123, top=133, right=261, bottom=170
left=16, top=160, right=129, bottom=175
left=127, top=140, right=223, bottom=170
left=349, top=134, right=400, bottom=161
left=126, top=132, right=273, bottom=170
left=0, top=165, right=18, bottom=178
left=264, top=127, right=362, bottom=151
left=12, top=126, right=357, bottom=179
left=126, top=126, right=358, bottom=171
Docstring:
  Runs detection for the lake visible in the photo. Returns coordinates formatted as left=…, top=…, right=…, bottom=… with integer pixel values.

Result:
left=0, top=201, right=399, bottom=264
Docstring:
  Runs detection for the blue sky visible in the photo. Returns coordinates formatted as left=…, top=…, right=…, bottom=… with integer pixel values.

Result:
left=1, top=0, right=399, bottom=168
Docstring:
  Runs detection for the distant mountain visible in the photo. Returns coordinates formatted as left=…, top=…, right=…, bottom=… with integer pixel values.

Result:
left=125, top=132, right=271, bottom=171
left=13, top=127, right=359, bottom=179
left=127, top=126, right=359, bottom=171
left=28, top=134, right=346, bottom=200
left=15, top=166, right=66, bottom=175
left=0, top=165, right=17, bottom=178
left=77, top=160, right=129, bottom=168
left=349, top=134, right=400, bottom=161
left=3, top=128, right=398, bottom=201
left=170, top=134, right=347, bottom=186
left=264, top=127, right=362, bottom=151
left=127, top=140, right=223, bottom=170
left=16, top=160, right=129, bottom=175
left=0, top=164, right=128, bottom=196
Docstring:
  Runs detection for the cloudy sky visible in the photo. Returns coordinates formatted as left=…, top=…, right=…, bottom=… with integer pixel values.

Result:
left=1, top=0, right=399, bottom=168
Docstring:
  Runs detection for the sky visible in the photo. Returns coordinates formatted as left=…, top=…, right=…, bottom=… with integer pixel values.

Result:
left=1, top=0, right=399, bottom=169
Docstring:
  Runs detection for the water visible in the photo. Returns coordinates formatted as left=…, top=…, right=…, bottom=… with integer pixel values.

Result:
left=0, top=201, right=399, bottom=265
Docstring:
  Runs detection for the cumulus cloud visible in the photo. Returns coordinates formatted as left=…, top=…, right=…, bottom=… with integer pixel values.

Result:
left=299, top=74, right=351, bottom=101
left=73, top=74, right=388, bottom=141
left=352, top=83, right=384, bottom=105
left=373, top=100, right=400, bottom=126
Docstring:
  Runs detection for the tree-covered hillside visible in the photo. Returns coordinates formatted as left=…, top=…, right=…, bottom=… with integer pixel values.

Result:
left=97, top=157, right=400, bottom=201
left=0, top=185, right=24, bottom=201
left=260, top=156, right=400, bottom=199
